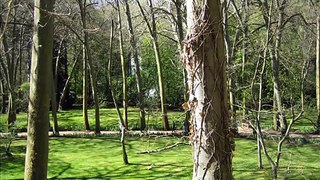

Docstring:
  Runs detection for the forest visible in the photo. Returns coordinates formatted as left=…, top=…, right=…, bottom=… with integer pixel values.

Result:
left=0, top=0, right=320, bottom=179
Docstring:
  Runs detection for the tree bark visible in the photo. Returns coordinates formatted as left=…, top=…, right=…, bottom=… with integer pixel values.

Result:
left=124, top=0, right=146, bottom=131
left=78, top=0, right=90, bottom=131
left=24, top=0, right=54, bottom=179
left=271, top=0, right=287, bottom=134
left=58, top=53, right=80, bottom=110
left=184, top=0, right=232, bottom=179
left=136, top=0, right=169, bottom=130
left=108, top=20, right=128, bottom=164
left=0, top=13, right=17, bottom=125
left=117, top=0, right=128, bottom=129
left=170, top=0, right=190, bottom=133
left=0, top=76, right=5, bottom=114
left=50, top=72, right=59, bottom=136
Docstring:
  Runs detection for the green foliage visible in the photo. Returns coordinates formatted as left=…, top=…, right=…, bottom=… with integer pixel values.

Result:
left=140, top=35, right=184, bottom=107
left=18, top=82, right=30, bottom=93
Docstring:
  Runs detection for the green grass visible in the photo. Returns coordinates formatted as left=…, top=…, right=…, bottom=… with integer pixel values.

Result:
left=241, top=107, right=318, bottom=133
left=1, top=107, right=318, bottom=133
left=1, top=137, right=319, bottom=179
left=0, top=108, right=186, bottom=132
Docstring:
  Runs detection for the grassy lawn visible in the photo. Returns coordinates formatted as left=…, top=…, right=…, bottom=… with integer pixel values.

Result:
left=1, top=136, right=319, bottom=179
left=0, top=108, right=187, bottom=132
left=0, top=107, right=318, bottom=133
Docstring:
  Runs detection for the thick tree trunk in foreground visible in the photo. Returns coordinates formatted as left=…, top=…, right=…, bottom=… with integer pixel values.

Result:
left=184, top=0, right=232, bottom=179
left=24, top=0, right=54, bottom=179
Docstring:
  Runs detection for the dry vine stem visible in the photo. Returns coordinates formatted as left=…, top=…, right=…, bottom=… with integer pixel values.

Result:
left=183, top=0, right=232, bottom=179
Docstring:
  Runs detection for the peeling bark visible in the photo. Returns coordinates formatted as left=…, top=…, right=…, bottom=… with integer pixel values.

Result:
left=184, top=0, right=232, bottom=179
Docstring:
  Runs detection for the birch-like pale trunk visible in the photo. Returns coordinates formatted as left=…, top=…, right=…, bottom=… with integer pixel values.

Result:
left=24, top=0, right=54, bottom=178
left=184, top=0, right=232, bottom=179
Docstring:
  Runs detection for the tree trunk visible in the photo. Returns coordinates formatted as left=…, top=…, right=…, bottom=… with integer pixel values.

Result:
left=78, top=0, right=90, bottom=131
left=0, top=14, right=17, bottom=125
left=136, top=0, right=169, bottom=130
left=316, top=15, right=320, bottom=133
left=242, top=0, right=249, bottom=120
left=271, top=0, right=287, bottom=134
left=87, top=49, right=100, bottom=134
left=24, top=0, right=54, bottom=178
left=223, top=0, right=237, bottom=132
left=50, top=73, right=59, bottom=136
left=124, top=0, right=146, bottom=131
left=170, top=0, right=190, bottom=133
left=108, top=20, right=128, bottom=164
left=117, top=0, right=128, bottom=129
left=0, top=77, right=5, bottom=114
left=7, top=92, right=16, bottom=125
left=59, top=54, right=80, bottom=110
left=184, top=0, right=232, bottom=179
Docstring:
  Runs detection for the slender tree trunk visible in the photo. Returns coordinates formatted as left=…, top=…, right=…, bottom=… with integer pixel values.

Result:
left=117, top=0, right=128, bottom=129
left=124, top=0, right=146, bottom=131
left=17, top=25, right=24, bottom=97
left=24, top=0, right=54, bottom=178
left=136, top=0, right=169, bottom=130
left=241, top=0, right=249, bottom=120
left=256, top=56, right=267, bottom=170
left=0, top=14, right=17, bottom=125
left=78, top=0, right=90, bottom=131
left=271, top=0, right=287, bottom=134
left=223, top=0, right=238, bottom=132
left=59, top=54, right=80, bottom=110
left=170, top=0, right=190, bottom=133
left=0, top=77, right=5, bottom=114
left=108, top=20, right=128, bottom=164
left=316, top=16, right=320, bottom=133
left=184, top=0, right=232, bottom=179
left=300, top=55, right=310, bottom=112
left=50, top=73, right=59, bottom=136
left=7, top=92, right=16, bottom=125
left=87, top=48, right=100, bottom=134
